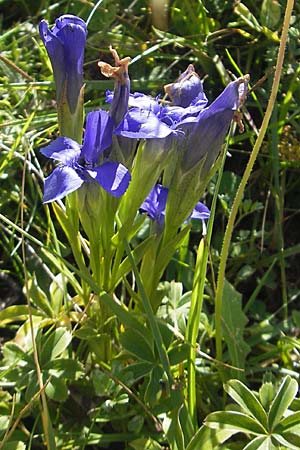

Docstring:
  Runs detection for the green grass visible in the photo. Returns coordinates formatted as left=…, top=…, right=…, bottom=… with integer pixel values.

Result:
left=0, top=0, right=300, bottom=448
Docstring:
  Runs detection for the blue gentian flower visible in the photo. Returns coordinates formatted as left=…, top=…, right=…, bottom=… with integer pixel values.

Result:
left=41, top=110, right=131, bottom=203
left=164, top=64, right=207, bottom=108
left=39, top=15, right=87, bottom=114
left=140, top=184, right=210, bottom=225
left=114, top=67, right=248, bottom=235
left=114, top=71, right=248, bottom=171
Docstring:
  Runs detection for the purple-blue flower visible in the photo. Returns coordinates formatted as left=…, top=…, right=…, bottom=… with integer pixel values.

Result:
left=140, top=184, right=210, bottom=225
left=114, top=70, right=248, bottom=173
left=113, top=64, right=209, bottom=140
left=41, top=110, right=131, bottom=203
left=39, top=15, right=87, bottom=113
left=164, top=64, right=207, bottom=108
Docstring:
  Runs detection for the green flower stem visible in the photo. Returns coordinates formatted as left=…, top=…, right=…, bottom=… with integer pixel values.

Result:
left=117, top=216, right=173, bottom=391
left=185, top=134, right=229, bottom=428
left=214, top=0, right=294, bottom=365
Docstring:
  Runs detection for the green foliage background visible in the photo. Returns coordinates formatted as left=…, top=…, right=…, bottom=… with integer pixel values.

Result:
left=0, top=0, right=300, bottom=448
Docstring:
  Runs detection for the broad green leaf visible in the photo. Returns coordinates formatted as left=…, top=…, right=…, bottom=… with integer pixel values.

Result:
left=272, top=432, right=300, bottom=450
left=49, top=273, right=65, bottom=314
left=0, top=415, right=10, bottom=436
left=260, top=0, right=281, bottom=29
left=120, top=328, right=155, bottom=362
left=120, top=361, right=154, bottom=383
left=1, top=442, right=26, bottom=450
left=45, top=358, right=84, bottom=378
left=242, top=436, right=273, bottom=450
left=28, top=275, right=53, bottom=317
left=158, top=319, right=174, bottom=350
left=144, top=366, right=164, bottom=406
left=41, top=327, right=72, bottom=365
left=221, top=280, right=250, bottom=377
left=186, top=425, right=234, bottom=450
left=205, top=411, right=265, bottom=435
left=275, top=411, right=300, bottom=434
left=127, top=415, right=144, bottom=433
left=168, top=343, right=190, bottom=366
left=259, top=381, right=276, bottom=411
left=268, top=376, right=298, bottom=430
left=45, top=374, right=68, bottom=401
left=225, top=379, right=268, bottom=429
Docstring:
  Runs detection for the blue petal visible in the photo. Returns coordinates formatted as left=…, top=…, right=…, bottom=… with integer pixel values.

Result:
left=178, top=78, right=247, bottom=171
left=87, top=162, right=131, bottom=197
left=190, top=202, right=210, bottom=220
left=43, top=165, right=84, bottom=203
left=39, top=15, right=87, bottom=112
left=207, top=78, right=242, bottom=113
left=81, top=110, right=114, bottom=164
left=128, top=92, right=161, bottom=115
left=164, top=64, right=207, bottom=108
left=40, top=136, right=81, bottom=165
left=53, top=15, right=87, bottom=35
left=55, top=17, right=87, bottom=112
left=115, top=108, right=174, bottom=139
left=39, top=20, right=65, bottom=101
left=140, top=184, right=168, bottom=224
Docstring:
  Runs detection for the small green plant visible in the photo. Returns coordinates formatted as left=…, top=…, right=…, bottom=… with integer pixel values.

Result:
left=203, top=375, right=300, bottom=449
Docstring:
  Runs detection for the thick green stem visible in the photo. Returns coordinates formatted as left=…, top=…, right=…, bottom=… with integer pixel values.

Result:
left=214, top=0, right=294, bottom=364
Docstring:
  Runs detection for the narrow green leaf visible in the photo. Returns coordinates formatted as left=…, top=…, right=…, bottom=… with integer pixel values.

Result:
left=234, top=2, right=262, bottom=32
left=272, top=432, right=300, bottom=450
left=186, top=425, right=234, bottom=450
left=0, top=305, right=40, bottom=326
left=242, top=436, right=273, bottom=450
left=225, top=379, right=268, bottom=429
left=268, top=376, right=298, bottom=430
left=205, top=411, right=265, bottom=435
left=164, top=406, right=185, bottom=450
left=113, top=235, right=156, bottom=287
left=275, top=411, right=300, bottom=435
